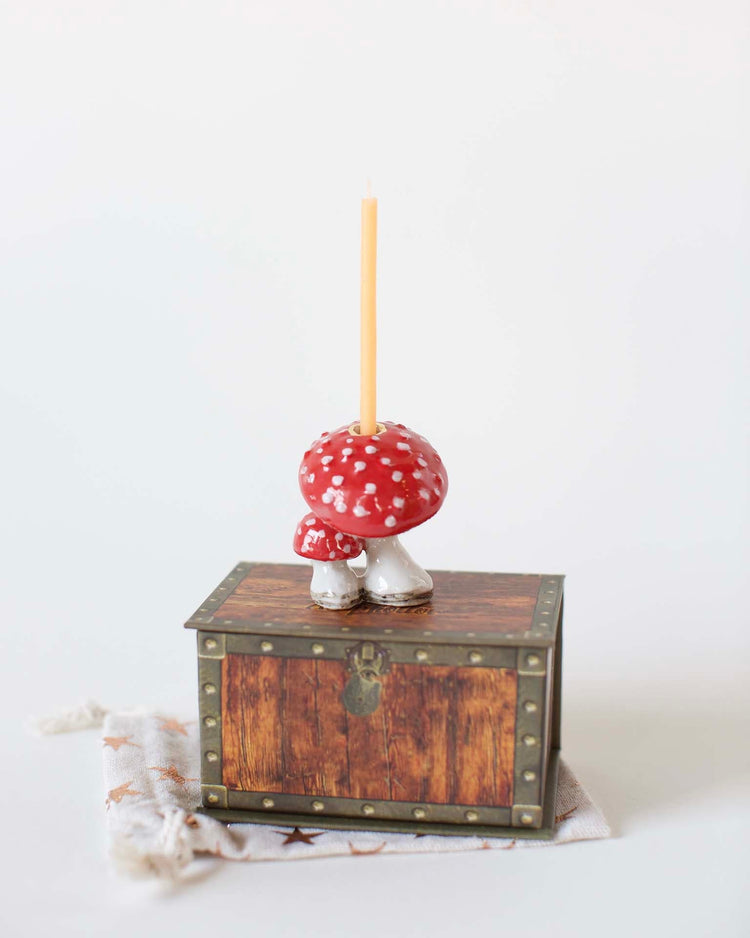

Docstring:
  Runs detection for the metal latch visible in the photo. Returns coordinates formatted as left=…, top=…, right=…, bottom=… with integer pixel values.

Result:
left=342, top=641, right=390, bottom=716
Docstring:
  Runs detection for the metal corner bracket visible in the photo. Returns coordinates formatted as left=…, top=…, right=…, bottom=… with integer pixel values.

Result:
left=201, top=784, right=228, bottom=809
left=198, top=631, right=226, bottom=659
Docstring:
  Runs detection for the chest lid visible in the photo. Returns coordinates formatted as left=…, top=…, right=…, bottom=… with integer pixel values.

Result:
left=185, top=562, right=563, bottom=648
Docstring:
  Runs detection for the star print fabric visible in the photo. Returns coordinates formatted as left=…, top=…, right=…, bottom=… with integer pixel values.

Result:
left=102, top=711, right=610, bottom=878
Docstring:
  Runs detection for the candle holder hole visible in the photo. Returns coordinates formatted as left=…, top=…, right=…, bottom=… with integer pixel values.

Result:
left=349, top=422, right=387, bottom=437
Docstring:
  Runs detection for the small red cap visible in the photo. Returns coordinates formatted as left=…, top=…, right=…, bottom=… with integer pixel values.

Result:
left=293, top=512, right=365, bottom=561
left=298, top=421, right=447, bottom=538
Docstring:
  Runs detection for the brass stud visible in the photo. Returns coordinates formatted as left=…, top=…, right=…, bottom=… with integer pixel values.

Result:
left=412, top=807, right=427, bottom=820
left=523, top=734, right=537, bottom=747
left=260, top=641, right=274, bottom=653
left=311, top=643, right=325, bottom=655
left=520, top=813, right=534, bottom=825
left=362, top=804, right=375, bottom=816
left=526, top=653, right=541, bottom=667
left=468, top=651, right=483, bottom=664
left=205, top=750, right=218, bottom=763
left=206, top=793, right=219, bottom=805
left=204, top=637, right=217, bottom=650
left=415, top=649, right=428, bottom=662
left=523, top=770, right=537, bottom=782
left=465, top=810, right=479, bottom=822
left=523, top=700, right=538, bottom=713
left=261, top=797, right=275, bottom=809
left=312, top=800, right=325, bottom=812
left=203, top=715, right=217, bottom=727
left=203, top=683, right=217, bottom=695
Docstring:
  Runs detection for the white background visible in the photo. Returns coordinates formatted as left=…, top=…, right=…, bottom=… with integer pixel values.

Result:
left=2, top=1, right=748, bottom=935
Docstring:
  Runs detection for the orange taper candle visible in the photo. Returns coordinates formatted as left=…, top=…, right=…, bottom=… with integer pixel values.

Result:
left=360, top=193, right=378, bottom=435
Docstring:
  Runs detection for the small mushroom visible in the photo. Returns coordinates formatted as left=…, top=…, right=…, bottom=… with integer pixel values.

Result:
left=292, top=512, right=365, bottom=609
left=299, top=421, right=448, bottom=606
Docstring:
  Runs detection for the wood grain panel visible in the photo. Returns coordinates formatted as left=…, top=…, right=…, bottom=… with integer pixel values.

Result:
left=312, top=660, right=352, bottom=797
left=211, top=563, right=542, bottom=636
left=279, top=658, right=319, bottom=794
left=345, top=680, right=392, bottom=800
left=453, top=667, right=517, bottom=806
left=377, top=664, right=456, bottom=803
left=222, top=653, right=517, bottom=807
left=419, top=666, right=456, bottom=804
left=222, top=654, right=283, bottom=792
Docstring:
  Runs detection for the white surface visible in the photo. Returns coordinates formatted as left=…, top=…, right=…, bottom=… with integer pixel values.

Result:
left=2, top=1, right=748, bottom=935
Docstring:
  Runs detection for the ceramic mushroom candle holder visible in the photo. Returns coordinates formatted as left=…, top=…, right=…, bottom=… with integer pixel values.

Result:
left=294, top=421, right=448, bottom=609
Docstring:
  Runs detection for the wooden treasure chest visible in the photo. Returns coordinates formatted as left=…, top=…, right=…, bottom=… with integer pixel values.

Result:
left=185, top=562, right=563, bottom=838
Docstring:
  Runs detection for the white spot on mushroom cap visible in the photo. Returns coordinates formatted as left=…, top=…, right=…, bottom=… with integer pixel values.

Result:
left=365, top=482, right=376, bottom=494
left=332, top=474, right=344, bottom=486
left=346, top=438, right=354, bottom=443
left=354, top=461, right=366, bottom=472
left=393, top=497, right=405, bottom=508
left=380, top=457, right=391, bottom=465
left=343, top=544, right=351, bottom=553
left=417, top=458, right=428, bottom=467
left=321, top=492, right=334, bottom=504
left=384, top=515, right=397, bottom=527
left=321, top=455, right=333, bottom=465
left=316, top=448, right=323, bottom=453
left=391, top=471, right=403, bottom=482
left=300, top=466, right=307, bottom=474
left=353, top=505, right=370, bottom=517
left=305, top=517, right=316, bottom=525
left=335, top=532, right=343, bottom=541
left=329, top=550, right=336, bottom=559
left=365, top=445, right=377, bottom=454
left=334, top=500, right=347, bottom=513
left=412, top=470, right=422, bottom=479
left=397, top=442, right=411, bottom=451
left=342, top=447, right=353, bottom=456
left=307, top=473, right=315, bottom=483
left=419, top=488, right=430, bottom=500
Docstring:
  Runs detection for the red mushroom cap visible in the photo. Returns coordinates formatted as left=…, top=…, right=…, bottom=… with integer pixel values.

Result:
left=293, top=512, right=365, bottom=562
left=298, top=421, right=448, bottom=539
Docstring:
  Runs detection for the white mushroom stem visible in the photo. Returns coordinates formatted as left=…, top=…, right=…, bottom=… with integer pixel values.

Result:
left=363, top=536, right=433, bottom=606
left=309, top=560, right=362, bottom=610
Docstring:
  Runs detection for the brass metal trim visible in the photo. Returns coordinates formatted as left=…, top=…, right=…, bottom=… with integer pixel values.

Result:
left=511, top=804, right=543, bottom=828
left=526, top=575, right=564, bottom=640
left=223, top=632, right=518, bottom=669
left=190, top=620, right=558, bottom=647
left=222, top=789, right=513, bottom=827
left=517, top=645, right=548, bottom=677
left=198, top=631, right=226, bottom=659
left=198, top=646, right=223, bottom=786
left=185, top=562, right=252, bottom=627
left=201, top=784, right=228, bottom=809
left=513, top=666, right=546, bottom=808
